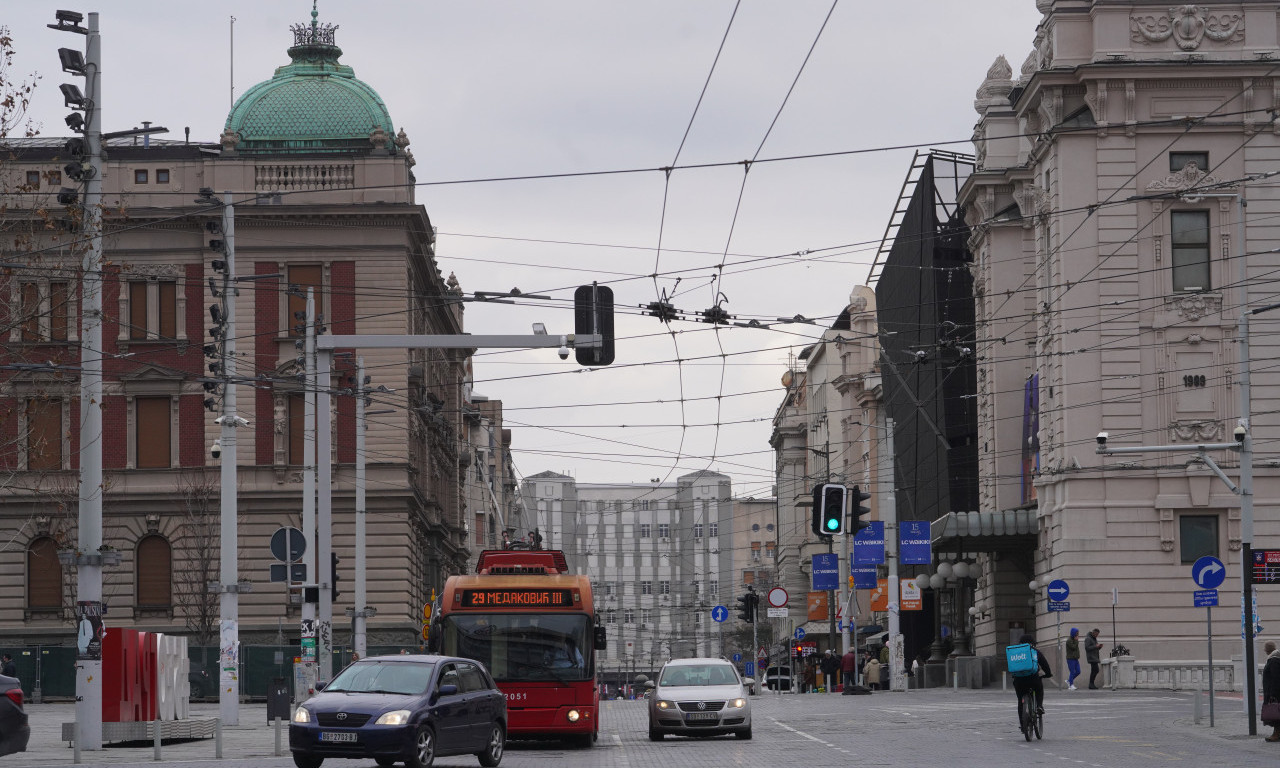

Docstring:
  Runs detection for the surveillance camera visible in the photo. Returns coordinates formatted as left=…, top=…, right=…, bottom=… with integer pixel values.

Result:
left=211, top=439, right=222, bottom=460
left=558, top=345, right=570, bottom=361
left=1235, top=425, right=1247, bottom=442
left=1096, top=432, right=1108, bottom=446
left=214, top=415, right=251, bottom=427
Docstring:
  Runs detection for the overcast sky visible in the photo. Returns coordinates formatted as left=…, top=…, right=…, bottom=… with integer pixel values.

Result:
left=9, top=1, right=1044, bottom=497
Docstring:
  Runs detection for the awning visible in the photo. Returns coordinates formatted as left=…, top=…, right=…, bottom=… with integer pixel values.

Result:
left=930, top=509, right=1037, bottom=548
left=862, top=631, right=887, bottom=645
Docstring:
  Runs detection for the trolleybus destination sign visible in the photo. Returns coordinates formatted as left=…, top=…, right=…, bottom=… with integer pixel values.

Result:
left=459, top=588, right=575, bottom=607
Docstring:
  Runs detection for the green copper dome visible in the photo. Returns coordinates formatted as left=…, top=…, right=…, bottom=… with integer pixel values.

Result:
left=223, top=6, right=395, bottom=154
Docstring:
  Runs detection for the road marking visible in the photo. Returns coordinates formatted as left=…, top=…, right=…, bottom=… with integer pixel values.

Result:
left=769, top=718, right=835, bottom=747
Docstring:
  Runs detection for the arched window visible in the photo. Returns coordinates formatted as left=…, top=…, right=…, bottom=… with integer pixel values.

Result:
left=27, top=536, right=62, bottom=611
left=136, top=535, right=172, bottom=609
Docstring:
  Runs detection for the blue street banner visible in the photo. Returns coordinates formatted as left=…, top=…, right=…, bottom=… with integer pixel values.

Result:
left=899, top=520, right=931, bottom=565
left=851, top=564, right=878, bottom=589
left=812, top=553, right=839, bottom=591
left=853, top=521, right=885, bottom=565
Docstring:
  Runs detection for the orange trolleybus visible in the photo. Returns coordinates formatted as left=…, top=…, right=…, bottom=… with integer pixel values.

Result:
left=427, top=549, right=605, bottom=746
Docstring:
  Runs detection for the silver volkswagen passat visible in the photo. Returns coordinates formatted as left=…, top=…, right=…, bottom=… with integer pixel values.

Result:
left=646, top=658, right=751, bottom=741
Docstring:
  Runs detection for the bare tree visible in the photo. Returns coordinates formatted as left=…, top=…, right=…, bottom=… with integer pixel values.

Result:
left=173, top=469, right=220, bottom=647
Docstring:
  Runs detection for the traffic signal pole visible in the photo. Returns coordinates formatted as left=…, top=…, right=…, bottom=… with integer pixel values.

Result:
left=885, top=419, right=906, bottom=692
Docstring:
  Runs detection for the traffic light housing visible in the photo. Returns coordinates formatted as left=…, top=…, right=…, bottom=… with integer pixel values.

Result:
left=811, top=483, right=846, bottom=536
left=330, top=552, right=341, bottom=600
left=736, top=590, right=757, bottom=623
left=850, top=485, right=873, bottom=534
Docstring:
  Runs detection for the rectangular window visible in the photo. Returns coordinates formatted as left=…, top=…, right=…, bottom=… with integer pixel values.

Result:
left=640, top=499, right=650, bottom=511
left=693, top=523, right=704, bottom=538
left=709, top=580, right=718, bottom=597
left=1180, top=515, right=1219, bottom=564
left=135, top=396, right=171, bottom=468
left=639, top=523, right=651, bottom=539
left=657, top=523, right=669, bottom=538
left=659, top=580, right=670, bottom=595
left=1171, top=210, right=1211, bottom=293
left=623, top=609, right=634, bottom=624
left=641, top=609, right=652, bottom=625
left=743, top=571, right=755, bottom=585
left=26, top=398, right=62, bottom=471
left=709, top=522, right=718, bottom=538
left=128, top=281, right=178, bottom=340
left=156, top=169, right=170, bottom=184
left=288, top=264, right=323, bottom=336
left=49, top=282, right=69, bottom=341
left=640, top=581, right=652, bottom=596
left=134, top=169, right=148, bottom=184
left=49, top=170, right=61, bottom=185
left=20, top=282, right=38, bottom=341
left=606, top=610, right=616, bottom=624
left=604, top=582, right=614, bottom=596
left=26, top=170, right=40, bottom=187
left=1170, top=152, right=1209, bottom=172
left=474, top=513, right=485, bottom=546
left=288, top=393, right=306, bottom=465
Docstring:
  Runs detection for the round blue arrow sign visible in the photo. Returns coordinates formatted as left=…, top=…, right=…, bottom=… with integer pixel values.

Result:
left=795, top=627, right=806, bottom=641
left=1192, top=555, right=1226, bottom=589
left=1047, top=579, right=1070, bottom=601
left=711, top=605, right=728, bottom=623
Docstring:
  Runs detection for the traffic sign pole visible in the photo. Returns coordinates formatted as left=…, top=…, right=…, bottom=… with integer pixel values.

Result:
left=1207, top=605, right=1215, bottom=727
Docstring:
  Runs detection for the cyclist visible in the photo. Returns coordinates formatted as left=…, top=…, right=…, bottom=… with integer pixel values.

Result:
left=1012, top=633, right=1052, bottom=722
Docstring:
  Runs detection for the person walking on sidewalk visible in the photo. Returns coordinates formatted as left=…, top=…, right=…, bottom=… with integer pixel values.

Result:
left=1065, top=628, right=1081, bottom=690
left=0, top=654, right=15, bottom=679
left=821, top=650, right=840, bottom=692
left=1084, top=628, right=1102, bottom=689
left=841, top=648, right=858, bottom=690
left=1262, top=640, right=1280, bottom=742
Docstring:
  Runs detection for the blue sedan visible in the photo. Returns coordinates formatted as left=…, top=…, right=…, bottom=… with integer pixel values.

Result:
left=290, top=654, right=506, bottom=768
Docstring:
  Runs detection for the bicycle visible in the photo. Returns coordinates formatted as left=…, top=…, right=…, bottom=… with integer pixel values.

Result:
left=1018, top=688, right=1042, bottom=741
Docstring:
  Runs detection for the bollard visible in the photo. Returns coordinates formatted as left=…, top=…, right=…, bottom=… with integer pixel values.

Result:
left=73, top=720, right=81, bottom=765
left=153, top=719, right=162, bottom=761
left=275, top=717, right=283, bottom=756
left=953, top=670, right=959, bottom=690
left=1002, top=671, right=1007, bottom=692
left=215, top=717, right=223, bottom=759
left=1193, top=684, right=1203, bottom=724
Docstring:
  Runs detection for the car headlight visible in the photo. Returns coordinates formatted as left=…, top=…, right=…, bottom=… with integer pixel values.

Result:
left=292, top=707, right=311, bottom=724
left=728, top=698, right=747, bottom=709
left=375, top=710, right=412, bottom=726
left=656, top=699, right=674, bottom=710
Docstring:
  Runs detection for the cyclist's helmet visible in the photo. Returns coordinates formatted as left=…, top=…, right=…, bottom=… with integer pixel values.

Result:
left=1019, top=634, right=1036, bottom=646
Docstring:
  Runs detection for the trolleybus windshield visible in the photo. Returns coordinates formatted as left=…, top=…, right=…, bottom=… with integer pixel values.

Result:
left=439, top=613, right=591, bottom=682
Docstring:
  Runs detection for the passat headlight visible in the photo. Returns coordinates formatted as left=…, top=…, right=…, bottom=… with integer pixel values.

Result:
left=728, top=698, right=747, bottom=709
left=292, top=707, right=311, bottom=724
left=656, top=700, right=674, bottom=710
left=375, top=710, right=412, bottom=726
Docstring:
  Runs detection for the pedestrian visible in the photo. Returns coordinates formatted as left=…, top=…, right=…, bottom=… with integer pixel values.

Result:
left=0, top=654, right=14, bottom=679
left=841, top=647, right=858, bottom=690
left=1065, top=628, right=1081, bottom=690
left=1263, top=640, right=1280, bottom=742
left=1084, top=628, right=1102, bottom=689
left=821, top=649, right=840, bottom=693
left=863, top=654, right=881, bottom=691
left=802, top=662, right=816, bottom=693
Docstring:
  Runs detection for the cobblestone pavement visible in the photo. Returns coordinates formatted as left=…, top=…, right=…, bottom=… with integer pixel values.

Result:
left=12, top=686, right=1280, bottom=767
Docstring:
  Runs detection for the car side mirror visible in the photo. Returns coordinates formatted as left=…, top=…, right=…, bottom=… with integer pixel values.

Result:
left=315, top=681, right=327, bottom=691
left=594, top=626, right=607, bottom=651
left=437, top=683, right=459, bottom=697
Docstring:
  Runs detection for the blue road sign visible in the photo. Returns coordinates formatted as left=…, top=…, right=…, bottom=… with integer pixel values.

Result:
left=732, top=653, right=742, bottom=662
left=812, top=553, right=839, bottom=591
left=744, top=661, right=755, bottom=678
left=851, top=564, right=877, bottom=589
left=711, top=605, right=728, bottom=623
left=853, top=521, right=886, bottom=565
left=1047, top=579, right=1070, bottom=601
left=899, top=520, right=932, bottom=565
left=1047, top=600, right=1070, bottom=612
left=1193, top=556, right=1226, bottom=589
left=795, top=627, right=806, bottom=641
left=1194, top=589, right=1218, bottom=607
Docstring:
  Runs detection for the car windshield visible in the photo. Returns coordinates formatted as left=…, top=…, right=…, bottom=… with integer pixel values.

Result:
left=324, top=661, right=435, bottom=695
left=660, top=664, right=739, bottom=687
left=438, top=613, right=591, bottom=682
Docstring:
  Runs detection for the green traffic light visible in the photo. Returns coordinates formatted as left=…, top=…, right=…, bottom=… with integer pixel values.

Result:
left=825, top=518, right=839, bottom=531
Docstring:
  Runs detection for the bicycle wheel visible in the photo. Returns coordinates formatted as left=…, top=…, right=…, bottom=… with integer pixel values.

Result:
left=1033, top=698, right=1043, bottom=740
left=1020, top=695, right=1034, bottom=741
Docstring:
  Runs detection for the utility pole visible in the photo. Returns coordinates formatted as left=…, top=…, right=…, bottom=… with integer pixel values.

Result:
left=215, top=192, right=242, bottom=726
left=56, top=10, right=105, bottom=751
left=300, top=290, right=318, bottom=695
left=352, top=358, right=372, bottom=660
left=317, top=331, right=334, bottom=681
left=885, top=418, right=905, bottom=692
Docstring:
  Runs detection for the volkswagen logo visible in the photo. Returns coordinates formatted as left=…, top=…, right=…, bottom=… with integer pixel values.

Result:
left=697, top=701, right=706, bottom=711
left=336, top=713, right=348, bottom=720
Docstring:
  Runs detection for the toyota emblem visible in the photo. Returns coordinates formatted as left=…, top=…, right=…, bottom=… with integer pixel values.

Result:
left=336, top=713, right=348, bottom=720
left=697, top=701, right=706, bottom=711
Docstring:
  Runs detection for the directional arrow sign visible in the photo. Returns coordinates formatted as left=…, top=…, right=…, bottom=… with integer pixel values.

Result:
left=711, top=605, right=728, bottom=623
left=1193, top=556, right=1226, bottom=590
left=794, top=627, right=806, bottom=641
left=1047, top=579, right=1070, bottom=601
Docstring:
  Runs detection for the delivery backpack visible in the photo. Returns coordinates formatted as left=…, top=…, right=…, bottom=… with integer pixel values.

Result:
left=1006, top=643, right=1039, bottom=677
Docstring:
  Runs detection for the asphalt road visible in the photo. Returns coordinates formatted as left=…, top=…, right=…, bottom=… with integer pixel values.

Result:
left=12, top=686, right=1277, bottom=767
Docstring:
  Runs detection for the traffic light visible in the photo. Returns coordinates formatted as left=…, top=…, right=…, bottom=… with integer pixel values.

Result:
left=330, top=552, right=341, bottom=601
left=850, top=485, right=873, bottom=534
left=811, top=483, right=846, bottom=536
left=736, top=590, right=757, bottom=623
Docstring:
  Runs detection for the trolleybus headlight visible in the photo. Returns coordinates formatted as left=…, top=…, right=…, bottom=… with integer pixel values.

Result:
left=728, top=698, right=747, bottom=709
left=375, top=710, right=411, bottom=725
left=566, top=709, right=581, bottom=722
left=292, top=707, right=312, bottom=724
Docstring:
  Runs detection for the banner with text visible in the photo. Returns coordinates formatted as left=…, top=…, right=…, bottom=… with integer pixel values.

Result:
left=853, top=521, right=885, bottom=565
left=899, top=520, right=932, bottom=565
left=812, top=553, right=839, bottom=591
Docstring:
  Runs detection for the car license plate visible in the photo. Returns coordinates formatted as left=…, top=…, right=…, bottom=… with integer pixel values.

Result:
left=685, top=712, right=718, bottom=721
left=320, top=732, right=358, bottom=743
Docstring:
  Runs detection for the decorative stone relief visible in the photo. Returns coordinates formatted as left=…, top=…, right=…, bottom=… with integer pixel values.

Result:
left=1131, top=6, right=1244, bottom=51
left=1037, top=88, right=1062, bottom=131
left=369, top=126, right=389, bottom=151
left=1084, top=80, right=1108, bottom=136
left=1014, top=182, right=1048, bottom=224
left=974, top=55, right=1014, bottom=114
left=1146, top=161, right=1235, bottom=192
left=974, top=124, right=987, bottom=169
left=1020, top=50, right=1037, bottom=79
left=121, top=264, right=183, bottom=279
left=220, top=129, right=240, bottom=153
left=394, top=128, right=411, bottom=149
left=1159, top=509, right=1175, bottom=552
left=1168, top=292, right=1221, bottom=322
left=1170, top=419, right=1222, bottom=442
left=1125, top=81, right=1136, bottom=137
